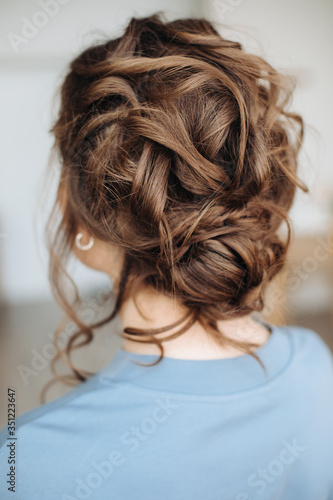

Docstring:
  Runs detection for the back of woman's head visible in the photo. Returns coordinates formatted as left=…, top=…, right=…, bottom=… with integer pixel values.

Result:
left=47, top=12, right=307, bottom=383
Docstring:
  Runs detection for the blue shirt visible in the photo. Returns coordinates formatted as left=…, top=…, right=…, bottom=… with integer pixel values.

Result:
left=1, top=323, right=333, bottom=500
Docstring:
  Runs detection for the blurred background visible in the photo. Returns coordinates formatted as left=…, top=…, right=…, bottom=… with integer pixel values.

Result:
left=0, top=0, right=332, bottom=427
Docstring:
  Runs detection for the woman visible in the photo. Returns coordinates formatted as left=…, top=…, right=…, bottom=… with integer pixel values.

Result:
left=1, top=13, right=332, bottom=500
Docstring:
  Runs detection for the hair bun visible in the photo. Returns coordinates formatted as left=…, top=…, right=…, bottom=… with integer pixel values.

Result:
left=47, top=13, right=307, bottom=381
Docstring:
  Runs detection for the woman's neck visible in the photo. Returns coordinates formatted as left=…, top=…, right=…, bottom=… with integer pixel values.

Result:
left=119, top=286, right=271, bottom=360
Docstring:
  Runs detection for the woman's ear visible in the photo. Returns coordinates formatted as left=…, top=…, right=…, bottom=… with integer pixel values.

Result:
left=73, top=227, right=125, bottom=286
left=72, top=227, right=96, bottom=265
left=57, top=183, right=68, bottom=213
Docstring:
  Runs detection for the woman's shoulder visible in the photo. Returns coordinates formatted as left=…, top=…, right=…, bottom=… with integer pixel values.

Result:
left=0, top=367, right=110, bottom=450
left=284, top=324, right=333, bottom=361
left=280, top=323, right=333, bottom=387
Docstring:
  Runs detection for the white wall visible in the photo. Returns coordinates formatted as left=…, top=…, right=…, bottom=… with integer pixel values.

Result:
left=0, top=0, right=332, bottom=304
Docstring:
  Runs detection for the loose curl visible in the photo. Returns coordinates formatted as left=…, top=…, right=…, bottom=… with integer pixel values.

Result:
left=44, top=12, right=308, bottom=396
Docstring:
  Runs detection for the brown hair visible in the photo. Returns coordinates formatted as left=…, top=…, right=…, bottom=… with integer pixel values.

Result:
left=45, top=12, right=308, bottom=391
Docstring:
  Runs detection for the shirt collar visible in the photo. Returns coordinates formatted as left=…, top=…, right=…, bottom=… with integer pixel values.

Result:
left=98, top=321, right=292, bottom=396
